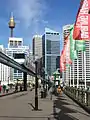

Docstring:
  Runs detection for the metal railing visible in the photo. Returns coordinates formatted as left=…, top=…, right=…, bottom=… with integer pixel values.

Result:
left=64, top=86, right=90, bottom=106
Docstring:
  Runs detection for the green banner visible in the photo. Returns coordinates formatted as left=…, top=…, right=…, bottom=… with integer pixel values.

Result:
left=66, top=64, right=70, bottom=68
left=70, top=25, right=77, bottom=60
left=75, top=40, right=86, bottom=51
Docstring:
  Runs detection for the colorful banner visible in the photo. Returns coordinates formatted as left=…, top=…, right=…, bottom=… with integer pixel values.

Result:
left=60, top=50, right=66, bottom=72
left=64, top=35, right=72, bottom=64
left=60, top=35, right=72, bottom=72
left=70, top=25, right=77, bottom=60
left=73, top=0, right=90, bottom=40
left=75, top=40, right=86, bottom=51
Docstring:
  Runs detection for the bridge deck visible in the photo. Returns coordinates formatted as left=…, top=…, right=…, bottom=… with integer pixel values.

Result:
left=0, top=90, right=90, bottom=120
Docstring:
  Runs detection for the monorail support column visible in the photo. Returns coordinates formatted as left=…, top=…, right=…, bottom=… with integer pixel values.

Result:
left=23, top=72, right=27, bottom=91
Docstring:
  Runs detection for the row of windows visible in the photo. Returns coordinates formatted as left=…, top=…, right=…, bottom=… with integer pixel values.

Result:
left=46, top=32, right=59, bottom=35
left=14, top=69, right=22, bottom=73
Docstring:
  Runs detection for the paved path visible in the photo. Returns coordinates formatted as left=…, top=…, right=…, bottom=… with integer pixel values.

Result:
left=0, top=90, right=90, bottom=120
left=0, top=89, right=15, bottom=97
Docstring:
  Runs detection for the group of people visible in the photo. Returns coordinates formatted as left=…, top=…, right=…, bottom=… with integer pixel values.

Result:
left=0, top=84, right=9, bottom=93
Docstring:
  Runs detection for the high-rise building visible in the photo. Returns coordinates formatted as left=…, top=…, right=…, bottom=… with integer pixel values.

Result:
left=85, top=41, right=90, bottom=86
left=32, top=35, right=42, bottom=60
left=63, top=24, right=90, bottom=88
left=0, top=45, right=10, bottom=85
left=6, top=37, right=29, bottom=81
left=63, top=24, right=71, bottom=46
left=42, top=28, right=60, bottom=77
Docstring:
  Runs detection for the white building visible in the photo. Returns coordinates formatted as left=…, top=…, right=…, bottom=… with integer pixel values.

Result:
left=0, top=45, right=10, bottom=85
left=6, top=37, right=30, bottom=81
left=85, top=41, right=90, bottom=86
left=62, top=24, right=90, bottom=88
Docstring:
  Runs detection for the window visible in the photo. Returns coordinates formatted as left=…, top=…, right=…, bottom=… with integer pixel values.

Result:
left=46, top=32, right=50, bottom=34
left=18, top=41, right=22, bottom=46
left=57, top=33, right=59, bottom=35
left=15, top=41, right=17, bottom=46
left=13, top=53, right=25, bottom=59
left=10, top=41, right=13, bottom=46
left=18, top=70, right=22, bottom=73
left=14, top=69, right=17, bottom=73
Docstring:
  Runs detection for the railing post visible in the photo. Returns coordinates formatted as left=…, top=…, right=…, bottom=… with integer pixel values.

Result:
left=78, top=88, right=80, bottom=101
left=86, top=90, right=89, bottom=106
left=74, top=88, right=76, bottom=99
left=81, top=88, right=84, bottom=103
left=23, top=72, right=27, bottom=91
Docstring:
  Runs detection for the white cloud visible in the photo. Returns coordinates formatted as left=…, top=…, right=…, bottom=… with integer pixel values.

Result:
left=10, top=0, right=47, bottom=28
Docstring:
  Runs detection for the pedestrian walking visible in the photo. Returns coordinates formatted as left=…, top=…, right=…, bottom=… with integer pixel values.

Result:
left=15, top=83, right=18, bottom=92
left=6, top=84, right=9, bottom=93
left=57, top=85, right=62, bottom=96
left=49, top=86, right=53, bottom=100
left=3, top=84, right=6, bottom=93
left=20, top=84, right=22, bottom=91
left=0, top=84, right=2, bottom=93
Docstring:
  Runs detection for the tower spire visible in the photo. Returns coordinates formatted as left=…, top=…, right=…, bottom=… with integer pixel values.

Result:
left=8, top=12, right=15, bottom=37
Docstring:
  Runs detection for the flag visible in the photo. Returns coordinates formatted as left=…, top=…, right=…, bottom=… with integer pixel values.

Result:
left=70, top=25, right=78, bottom=60
left=70, top=25, right=86, bottom=52
left=64, top=35, right=72, bottom=64
left=73, top=0, right=90, bottom=40
left=60, top=50, right=66, bottom=72
left=75, top=40, right=86, bottom=51
left=60, top=35, right=72, bottom=72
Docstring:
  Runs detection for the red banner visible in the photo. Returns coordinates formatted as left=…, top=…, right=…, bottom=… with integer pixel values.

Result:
left=64, top=36, right=72, bottom=64
left=73, top=0, right=90, bottom=40
left=60, top=35, right=72, bottom=72
left=60, top=50, right=66, bottom=72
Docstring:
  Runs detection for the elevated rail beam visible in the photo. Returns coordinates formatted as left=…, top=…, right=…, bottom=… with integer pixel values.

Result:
left=0, top=51, right=35, bottom=76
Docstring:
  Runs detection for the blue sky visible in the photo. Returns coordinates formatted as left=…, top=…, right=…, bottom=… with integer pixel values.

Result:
left=0, top=0, right=80, bottom=51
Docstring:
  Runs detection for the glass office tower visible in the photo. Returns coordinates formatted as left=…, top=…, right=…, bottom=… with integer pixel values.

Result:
left=42, top=28, right=60, bottom=78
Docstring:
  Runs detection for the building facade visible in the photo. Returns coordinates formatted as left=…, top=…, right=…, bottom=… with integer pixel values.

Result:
left=32, top=35, right=42, bottom=60
left=6, top=37, right=30, bottom=81
left=0, top=45, right=10, bottom=85
left=42, top=28, right=60, bottom=78
left=62, top=24, right=90, bottom=88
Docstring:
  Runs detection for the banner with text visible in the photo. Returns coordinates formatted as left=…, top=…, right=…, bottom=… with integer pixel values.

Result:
left=73, top=0, right=90, bottom=40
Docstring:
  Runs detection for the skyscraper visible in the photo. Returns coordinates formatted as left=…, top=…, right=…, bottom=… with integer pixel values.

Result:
left=42, top=28, right=60, bottom=78
left=32, top=35, right=42, bottom=60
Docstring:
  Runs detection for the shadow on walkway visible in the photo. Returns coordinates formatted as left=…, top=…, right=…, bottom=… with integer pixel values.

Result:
left=52, top=95, right=79, bottom=120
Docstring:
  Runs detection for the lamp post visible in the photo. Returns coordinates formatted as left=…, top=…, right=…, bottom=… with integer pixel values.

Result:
left=34, top=61, right=38, bottom=110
